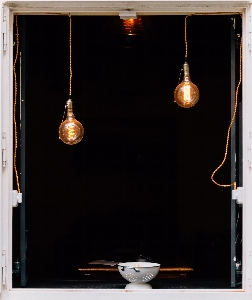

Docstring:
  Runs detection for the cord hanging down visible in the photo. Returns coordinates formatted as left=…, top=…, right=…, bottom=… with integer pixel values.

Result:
left=13, top=14, right=21, bottom=194
left=211, top=30, right=242, bottom=188
left=184, top=13, right=242, bottom=188
left=69, top=15, right=72, bottom=96
left=211, top=32, right=242, bottom=190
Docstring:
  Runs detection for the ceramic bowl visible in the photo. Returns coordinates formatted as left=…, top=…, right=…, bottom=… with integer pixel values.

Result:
left=118, top=262, right=160, bottom=288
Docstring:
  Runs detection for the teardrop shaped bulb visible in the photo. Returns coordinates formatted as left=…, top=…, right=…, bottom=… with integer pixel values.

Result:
left=59, top=99, right=84, bottom=145
left=174, top=62, right=199, bottom=108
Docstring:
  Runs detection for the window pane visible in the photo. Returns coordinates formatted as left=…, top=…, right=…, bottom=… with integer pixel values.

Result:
left=12, top=15, right=242, bottom=289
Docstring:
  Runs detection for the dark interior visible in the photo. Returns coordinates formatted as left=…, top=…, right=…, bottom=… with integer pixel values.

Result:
left=12, top=15, right=240, bottom=288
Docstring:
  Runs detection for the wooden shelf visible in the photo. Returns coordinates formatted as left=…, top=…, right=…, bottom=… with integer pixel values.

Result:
left=78, top=264, right=193, bottom=279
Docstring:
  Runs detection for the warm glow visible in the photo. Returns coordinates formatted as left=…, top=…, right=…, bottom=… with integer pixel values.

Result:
left=174, top=78, right=199, bottom=108
left=59, top=100, right=84, bottom=145
left=122, top=17, right=143, bottom=36
left=59, top=114, right=84, bottom=145
left=67, top=125, right=77, bottom=139
left=174, top=62, right=199, bottom=108
left=184, top=85, right=191, bottom=101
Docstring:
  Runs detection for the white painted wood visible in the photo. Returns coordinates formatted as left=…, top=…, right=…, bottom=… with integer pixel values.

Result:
left=242, top=4, right=252, bottom=293
left=0, top=1, right=252, bottom=300
left=3, top=0, right=250, bottom=14
left=1, top=4, right=13, bottom=297
left=0, top=3, right=2, bottom=295
left=5, top=289, right=251, bottom=300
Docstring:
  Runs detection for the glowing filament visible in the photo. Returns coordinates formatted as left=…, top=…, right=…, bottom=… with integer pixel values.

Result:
left=59, top=99, right=84, bottom=145
left=174, top=62, right=199, bottom=108
left=67, top=125, right=76, bottom=140
left=184, top=85, right=190, bottom=101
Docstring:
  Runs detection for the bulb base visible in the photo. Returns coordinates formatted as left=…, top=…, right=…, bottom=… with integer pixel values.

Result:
left=66, top=99, right=73, bottom=114
left=183, top=62, right=190, bottom=77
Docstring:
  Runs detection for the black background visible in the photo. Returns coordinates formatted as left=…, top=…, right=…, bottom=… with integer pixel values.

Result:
left=13, top=15, right=235, bottom=282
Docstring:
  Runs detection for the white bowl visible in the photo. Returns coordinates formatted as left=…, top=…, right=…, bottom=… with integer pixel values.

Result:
left=118, top=262, right=160, bottom=288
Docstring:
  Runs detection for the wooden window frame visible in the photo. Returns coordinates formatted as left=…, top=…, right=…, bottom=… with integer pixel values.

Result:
left=1, top=1, right=252, bottom=300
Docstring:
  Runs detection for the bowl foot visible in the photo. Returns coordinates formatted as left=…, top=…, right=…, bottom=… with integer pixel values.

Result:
left=125, top=283, right=152, bottom=289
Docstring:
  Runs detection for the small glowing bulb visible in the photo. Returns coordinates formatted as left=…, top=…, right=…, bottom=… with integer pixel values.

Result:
left=59, top=99, right=84, bottom=145
left=174, top=62, right=199, bottom=108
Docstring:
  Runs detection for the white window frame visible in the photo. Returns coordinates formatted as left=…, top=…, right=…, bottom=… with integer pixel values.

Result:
left=1, top=1, right=252, bottom=300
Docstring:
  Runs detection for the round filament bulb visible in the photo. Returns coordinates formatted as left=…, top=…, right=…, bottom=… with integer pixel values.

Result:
left=59, top=100, right=84, bottom=145
left=174, top=63, right=199, bottom=108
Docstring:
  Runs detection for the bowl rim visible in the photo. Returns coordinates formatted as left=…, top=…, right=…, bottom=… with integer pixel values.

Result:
left=118, top=262, right=160, bottom=268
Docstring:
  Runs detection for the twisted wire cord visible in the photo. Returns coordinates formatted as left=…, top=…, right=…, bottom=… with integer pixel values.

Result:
left=184, top=13, right=242, bottom=188
left=69, top=15, right=72, bottom=96
left=13, top=14, right=21, bottom=193
left=211, top=36, right=242, bottom=188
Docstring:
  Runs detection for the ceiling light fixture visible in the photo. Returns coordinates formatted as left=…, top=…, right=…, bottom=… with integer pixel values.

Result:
left=174, top=15, right=200, bottom=108
left=174, top=12, right=242, bottom=187
left=119, top=10, right=137, bottom=20
left=59, top=15, right=84, bottom=145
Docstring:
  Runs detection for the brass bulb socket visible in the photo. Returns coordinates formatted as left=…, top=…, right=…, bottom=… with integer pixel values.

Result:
left=66, top=99, right=73, bottom=114
left=183, top=62, right=190, bottom=77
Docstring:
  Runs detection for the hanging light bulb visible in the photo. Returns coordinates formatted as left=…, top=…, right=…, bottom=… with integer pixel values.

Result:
left=122, top=17, right=144, bottom=36
left=174, top=62, right=199, bottom=108
left=102, top=16, right=156, bottom=48
left=59, top=98, right=84, bottom=145
left=58, top=15, right=84, bottom=145
left=174, top=15, right=199, bottom=108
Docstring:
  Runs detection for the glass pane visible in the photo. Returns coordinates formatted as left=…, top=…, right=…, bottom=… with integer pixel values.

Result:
left=12, top=14, right=242, bottom=289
